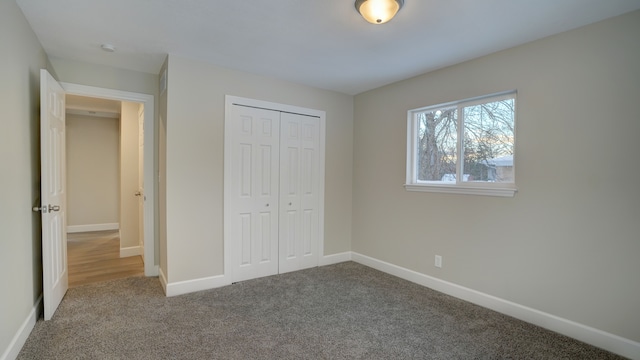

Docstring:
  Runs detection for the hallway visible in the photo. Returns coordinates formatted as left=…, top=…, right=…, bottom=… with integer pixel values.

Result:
left=67, top=230, right=144, bottom=288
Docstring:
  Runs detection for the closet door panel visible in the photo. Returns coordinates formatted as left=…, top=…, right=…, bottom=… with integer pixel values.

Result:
left=227, top=105, right=280, bottom=282
left=225, top=99, right=322, bottom=283
left=279, top=113, right=319, bottom=273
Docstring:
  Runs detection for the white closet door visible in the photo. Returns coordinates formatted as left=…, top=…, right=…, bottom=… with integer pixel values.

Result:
left=279, top=112, right=320, bottom=273
left=227, top=105, right=280, bottom=282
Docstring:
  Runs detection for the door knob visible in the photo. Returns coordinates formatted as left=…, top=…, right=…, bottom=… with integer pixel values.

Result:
left=33, top=204, right=60, bottom=213
left=134, top=191, right=142, bottom=196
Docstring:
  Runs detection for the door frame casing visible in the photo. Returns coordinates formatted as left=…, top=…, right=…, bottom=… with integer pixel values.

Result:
left=223, top=95, right=326, bottom=282
left=62, top=82, right=158, bottom=276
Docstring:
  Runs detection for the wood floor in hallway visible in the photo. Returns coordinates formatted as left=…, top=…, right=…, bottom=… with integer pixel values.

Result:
left=67, top=230, right=144, bottom=288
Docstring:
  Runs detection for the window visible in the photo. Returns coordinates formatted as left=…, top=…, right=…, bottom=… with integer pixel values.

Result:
left=405, top=91, right=517, bottom=197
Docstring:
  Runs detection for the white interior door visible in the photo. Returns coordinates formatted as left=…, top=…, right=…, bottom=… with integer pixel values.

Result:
left=225, top=105, right=280, bottom=282
left=39, top=69, right=68, bottom=320
left=279, top=112, right=320, bottom=273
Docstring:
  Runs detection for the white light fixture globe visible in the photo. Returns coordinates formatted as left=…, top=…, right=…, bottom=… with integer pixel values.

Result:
left=355, top=0, right=404, bottom=24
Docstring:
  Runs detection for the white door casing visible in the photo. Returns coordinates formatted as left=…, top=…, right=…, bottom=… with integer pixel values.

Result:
left=225, top=105, right=280, bottom=282
left=39, top=69, right=68, bottom=320
left=279, top=112, right=320, bottom=274
left=224, top=95, right=326, bottom=283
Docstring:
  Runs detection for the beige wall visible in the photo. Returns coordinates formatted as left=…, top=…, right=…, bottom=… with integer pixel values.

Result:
left=66, top=114, right=120, bottom=227
left=0, top=0, right=47, bottom=356
left=352, top=10, right=640, bottom=342
left=163, top=54, right=353, bottom=283
left=48, top=56, right=158, bottom=96
left=119, top=102, right=141, bottom=249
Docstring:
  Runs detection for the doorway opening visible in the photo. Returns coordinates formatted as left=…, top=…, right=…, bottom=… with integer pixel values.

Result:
left=65, top=95, right=147, bottom=287
left=63, top=82, right=157, bottom=278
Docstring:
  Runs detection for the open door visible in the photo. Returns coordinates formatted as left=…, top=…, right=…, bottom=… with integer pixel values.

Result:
left=36, top=69, right=68, bottom=320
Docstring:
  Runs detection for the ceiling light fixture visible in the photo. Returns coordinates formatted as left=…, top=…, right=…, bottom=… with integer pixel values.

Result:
left=355, top=0, right=404, bottom=24
left=100, top=43, right=116, bottom=52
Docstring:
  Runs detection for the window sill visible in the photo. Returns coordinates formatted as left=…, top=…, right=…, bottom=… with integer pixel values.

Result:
left=404, top=183, right=517, bottom=197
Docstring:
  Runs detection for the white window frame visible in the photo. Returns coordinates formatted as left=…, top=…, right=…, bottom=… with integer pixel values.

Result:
left=405, top=91, right=517, bottom=197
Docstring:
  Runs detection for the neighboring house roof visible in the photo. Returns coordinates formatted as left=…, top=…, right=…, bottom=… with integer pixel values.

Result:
left=485, top=155, right=513, bottom=167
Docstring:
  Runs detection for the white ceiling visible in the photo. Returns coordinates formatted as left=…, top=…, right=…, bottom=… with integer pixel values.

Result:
left=16, top=0, right=640, bottom=95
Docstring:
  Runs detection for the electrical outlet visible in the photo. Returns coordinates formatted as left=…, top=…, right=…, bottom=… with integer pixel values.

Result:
left=435, top=255, right=442, bottom=268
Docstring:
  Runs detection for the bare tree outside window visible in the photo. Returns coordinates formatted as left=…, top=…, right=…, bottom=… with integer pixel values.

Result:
left=417, top=107, right=457, bottom=181
left=414, top=95, right=515, bottom=184
left=463, top=99, right=514, bottom=182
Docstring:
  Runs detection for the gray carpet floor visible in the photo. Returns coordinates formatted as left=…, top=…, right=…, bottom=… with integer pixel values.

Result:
left=18, top=262, right=624, bottom=359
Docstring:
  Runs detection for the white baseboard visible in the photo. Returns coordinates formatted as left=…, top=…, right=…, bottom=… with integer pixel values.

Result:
left=120, top=246, right=142, bottom=258
left=319, top=251, right=352, bottom=266
left=163, top=273, right=230, bottom=297
left=1, top=295, right=42, bottom=360
left=351, top=252, right=640, bottom=360
left=67, top=223, right=119, bottom=233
